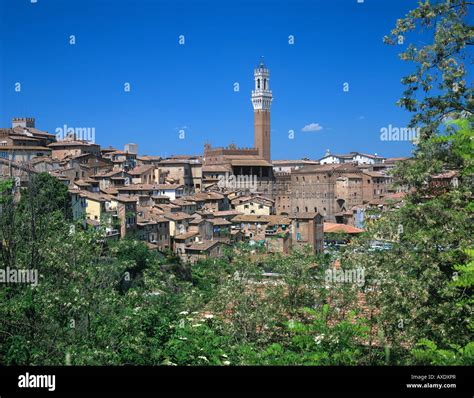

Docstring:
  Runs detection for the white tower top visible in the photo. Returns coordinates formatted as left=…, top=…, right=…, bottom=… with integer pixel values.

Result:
left=251, top=59, right=273, bottom=111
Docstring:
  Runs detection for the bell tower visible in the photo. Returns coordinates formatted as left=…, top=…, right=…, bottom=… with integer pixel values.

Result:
left=251, top=59, right=273, bottom=161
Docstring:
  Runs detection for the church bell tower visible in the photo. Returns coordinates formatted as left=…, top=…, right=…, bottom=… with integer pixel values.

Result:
left=251, top=59, right=273, bottom=162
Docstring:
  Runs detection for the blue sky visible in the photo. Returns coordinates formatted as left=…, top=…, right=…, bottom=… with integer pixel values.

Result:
left=1, top=0, right=424, bottom=159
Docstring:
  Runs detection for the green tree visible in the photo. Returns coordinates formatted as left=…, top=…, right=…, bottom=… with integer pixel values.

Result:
left=385, top=0, right=473, bottom=191
left=340, top=0, right=474, bottom=364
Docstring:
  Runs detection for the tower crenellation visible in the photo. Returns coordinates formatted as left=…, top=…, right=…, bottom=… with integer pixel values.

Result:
left=12, top=117, right=36, bottom=129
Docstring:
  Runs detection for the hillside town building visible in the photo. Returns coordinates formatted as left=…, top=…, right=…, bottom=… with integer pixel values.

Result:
left=1, top=61, right=417, bottom=262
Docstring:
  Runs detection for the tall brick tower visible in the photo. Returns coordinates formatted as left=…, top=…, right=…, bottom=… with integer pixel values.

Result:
left=251, top=59, right=273, bottom=162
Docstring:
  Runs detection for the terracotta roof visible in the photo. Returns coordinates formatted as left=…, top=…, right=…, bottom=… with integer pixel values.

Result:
left=171, top=199, right=196, bottom=206
left=230, top=159, right=272, bottom=167
left=383, top=192, right=407, bottom=200
left=267, top=215, right=291, bottom=226
left=69, top=153, right=95, bottom=160
left=321, top=153, right=353, bottom=159
left=174, top=231, right=199, bottom=240
left=159, top=158, right=199, bottom=165
left=155, top=203, right=180, bottom=212
left=272, top=159, right=319, bottom=165
left=117, top=183, right=183, bottom=191
left=338, top=173, right=363, bottom=179
left=137, top=219, right=158, bottom=226
left=384, top=157, right=409, bottom=163
left=356, top=152, right=386, bottom=159
left=363, top=171, right=389, bottom=178
left=432, top=170, right=459, bottom=179
left=185, top=240, right=225, bottom=252
left=230, top=214, right=290, bottom=224
left=129, top=165, right=154, bottom=175
left=138, top=155, right=162, bottom=161
left=231, top=214, right=271, bottom=223
left=106, top=150, right=135, bottom=156
left=183, top=195, right=206, bottom=202
left=193, top=191, right=225, bottom=200
left=73, top=180, right=91, bottom=187
left=29, top=156, right=53, bottom=164
left=209, top=218, right=232, bottom=226
left=167, top=154, right=202, bottom=160
left=48, top=140, right=98, bottom=148
left=137, top=206, right=169, bottom=223
left=100, top=187, right=119, bottom=195
left=293, top=163, right=360, bottom=174
left=163, top=212, right=193, bottom=221
left=115, top=196, right=138, bottom=203
left=154, top=184, right=184, bottom=190
left=189, top=218, right=208, bottom=225
left=101, top=146, right=118, bottom=152
left=230, top=195, right=252, bottom=204
left=79, top=191, right=112, bottom=202
left=213, top=210, right=243, bottom=217
left=289, top=212, right=322, bottom=219
left=4, top=126, right=55, bottom=138
left=233, top=195, right=274, bottom=205
left=92, top=170, right=128, bottom=178
left=203, top=164, right=232, bottom=173
left=0, top=146, right=51, bottom=151
left=7, top=135, right=40, bottom=141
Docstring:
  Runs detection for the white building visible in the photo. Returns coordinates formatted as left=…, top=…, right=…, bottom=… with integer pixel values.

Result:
left=319, top=150, right=385, bottom=165
left=124, top=143, right=138, bottom=155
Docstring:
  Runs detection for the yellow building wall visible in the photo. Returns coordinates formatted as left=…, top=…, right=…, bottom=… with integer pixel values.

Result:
left=168, top=220, right=176, bottom=236
left=85, top=199, right=102, bottom=221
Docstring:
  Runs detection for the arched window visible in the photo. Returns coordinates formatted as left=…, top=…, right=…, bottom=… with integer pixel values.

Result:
left=257, top=79, right=260, bottom=89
